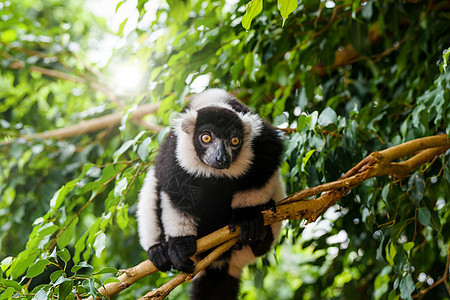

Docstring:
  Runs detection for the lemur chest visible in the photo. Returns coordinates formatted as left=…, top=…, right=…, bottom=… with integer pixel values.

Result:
left=163, top=174, right=237, bottom=236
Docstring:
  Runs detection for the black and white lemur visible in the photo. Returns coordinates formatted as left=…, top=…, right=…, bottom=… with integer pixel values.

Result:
left=137, top=89, right=285, bottom=299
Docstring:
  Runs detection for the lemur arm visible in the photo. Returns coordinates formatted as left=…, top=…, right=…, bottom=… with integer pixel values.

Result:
left=137, top=169, right=172, bottom=271
left=230, top=171, right=285, bottom=247
left=137, top=170, right=198, bottom=272
left=159, top=191, right=198, bottom=273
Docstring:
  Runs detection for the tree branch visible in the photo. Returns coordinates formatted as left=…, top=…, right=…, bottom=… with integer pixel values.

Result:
left=2, top=49, right=163, bottom=134
left=20, top=103, right=161, bottom=140
left=88, top=134, right=448, bottom=299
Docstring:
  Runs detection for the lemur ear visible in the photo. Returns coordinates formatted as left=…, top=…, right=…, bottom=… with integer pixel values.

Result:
left=180, top=110, right=197, bottom=134
left=181, top=119, right=195, bottom=134
left=242, top=119, right=252, bottom=135
left=240, top=112, right=261, bottom=136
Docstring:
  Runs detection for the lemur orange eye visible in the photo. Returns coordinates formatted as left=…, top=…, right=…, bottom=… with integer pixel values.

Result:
left=231, top=137, right=240, bottom=146
left=201, top=134, right=212, bottom=143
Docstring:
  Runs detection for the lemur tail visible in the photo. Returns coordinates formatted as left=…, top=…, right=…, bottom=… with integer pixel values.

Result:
left=191, top=267, right=240, bottom=300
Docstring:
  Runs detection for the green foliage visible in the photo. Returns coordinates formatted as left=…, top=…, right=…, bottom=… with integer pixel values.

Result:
left=1, top=0, right=449, bottom=299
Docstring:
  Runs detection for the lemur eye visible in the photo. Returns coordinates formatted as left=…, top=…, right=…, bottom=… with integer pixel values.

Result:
left=231, top=137, right=240, bottom=146
left=201, top=134, right=212, bottom=143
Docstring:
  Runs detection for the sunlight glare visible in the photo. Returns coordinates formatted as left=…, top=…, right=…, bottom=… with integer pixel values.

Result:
left=110, top=64, right=145, bottom=94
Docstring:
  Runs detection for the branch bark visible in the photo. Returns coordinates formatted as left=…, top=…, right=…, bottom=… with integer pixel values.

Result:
left=20, top=103, right=161, bottom=140
left=88, top=134, right=449, bottom=300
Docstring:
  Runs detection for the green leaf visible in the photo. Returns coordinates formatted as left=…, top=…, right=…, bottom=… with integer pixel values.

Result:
left=361, top=0, right=373, bottom=20
left=242, top=0, right=263, bottom=30
left=388, top=290, right=400, bottom=300
left=118, top=18, right=128, bottom=36
left=58, top=280, right=73, bottom=300
left=57, top=217, right=78, bottom=249
left=0, top=279, right=21, bottom=292
left=278, top=0, right=298, bottom=26
left=57, top=248, right=71, bottom=264
left=386, top=242, right=396, bottom=267
left=374, top=266, right=390, bottom=300
left=1, top=257, right=13, bottom=272
left=113, top=140, right=134, bottom=163
left=376, top=232, right=385, bottom=262
left=0, top=287, right=15, bottom=300
left=402, top=242, right=414, bottom=258
left=318, top=107, right=337, bottom=127
left=93, top=232, right=107, bottom=258
left=0, top=287, right=15, bottom=299
left=297, top=115, right=307, bottom=132
left=33, top=289, right=48, bottom=300
left=114, top=177, right=128, bottom=198
left=93, top=267, right=119, bottom=275
left=381, top=184, right=390, bottom=202
left=54, top=276, right=72, bottom=286
left=301, top=149, right=316, bottom=172
left=116, top=204, right=129, bottom=230
left=104, top=277, right=121, bottom=285
left=440, top=46, right=449, bottom=73
left=50, top=270, right=65, bottom=283
left=417, top=207, right=431, bottom=226
left=407, top=173, right=425, bottom=206
left=307, top=111, right=319, bottom=130
left=82, top=278, right=99, bottom=298
left=71, top=261, right=93, bottom=274
left=26, top=259, right=50, bottom=278
left=74, top=231, right=88, bottom=264
left=399, top=274, right=415, bottom=300
left=37, top=223, right=59, bottom=238
left=137, top=137, right=152, bottom=161
left=49, top=181, right=77, bottom=211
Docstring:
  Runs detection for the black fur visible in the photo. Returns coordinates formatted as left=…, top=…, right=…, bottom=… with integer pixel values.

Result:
left=229, top=206, right=264, bottom=244
left=191, top=267, right=240, bottom=300
left=147, top=241, right=171, bottom=271
left=167, top=235, right=197, bottom=273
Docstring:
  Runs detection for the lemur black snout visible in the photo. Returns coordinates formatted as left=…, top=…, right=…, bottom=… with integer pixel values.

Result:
left=215, top=143, right=230, bottom=169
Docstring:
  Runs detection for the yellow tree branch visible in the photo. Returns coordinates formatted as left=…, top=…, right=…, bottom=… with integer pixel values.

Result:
left=88, top=134, right=449, bottom=299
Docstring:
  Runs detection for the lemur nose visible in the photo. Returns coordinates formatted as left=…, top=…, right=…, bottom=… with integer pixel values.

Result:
left=216, top=155, right=227, bottom=165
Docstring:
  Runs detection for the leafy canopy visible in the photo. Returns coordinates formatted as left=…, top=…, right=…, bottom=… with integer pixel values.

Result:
left=0, top=0, right=449, bottom=299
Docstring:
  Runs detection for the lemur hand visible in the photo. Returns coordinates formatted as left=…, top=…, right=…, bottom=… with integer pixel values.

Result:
left=229, top=206, right=264, bottom=244
left=168, top=235, right=197, bottom=273
left=147, top=241, right=171, bottom=272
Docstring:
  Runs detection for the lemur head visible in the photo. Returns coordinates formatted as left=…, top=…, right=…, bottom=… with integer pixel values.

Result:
left=174, top=89, right=263, bottom=178
left=191, top=107, right=244, bottom=169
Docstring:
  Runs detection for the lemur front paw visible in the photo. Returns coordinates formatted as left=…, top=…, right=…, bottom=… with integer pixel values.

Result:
left=168, top=235, right=197, bottom=273
left=229, top=206, right=264, bottom=244
left=147, top=241, right=171, bottom=272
